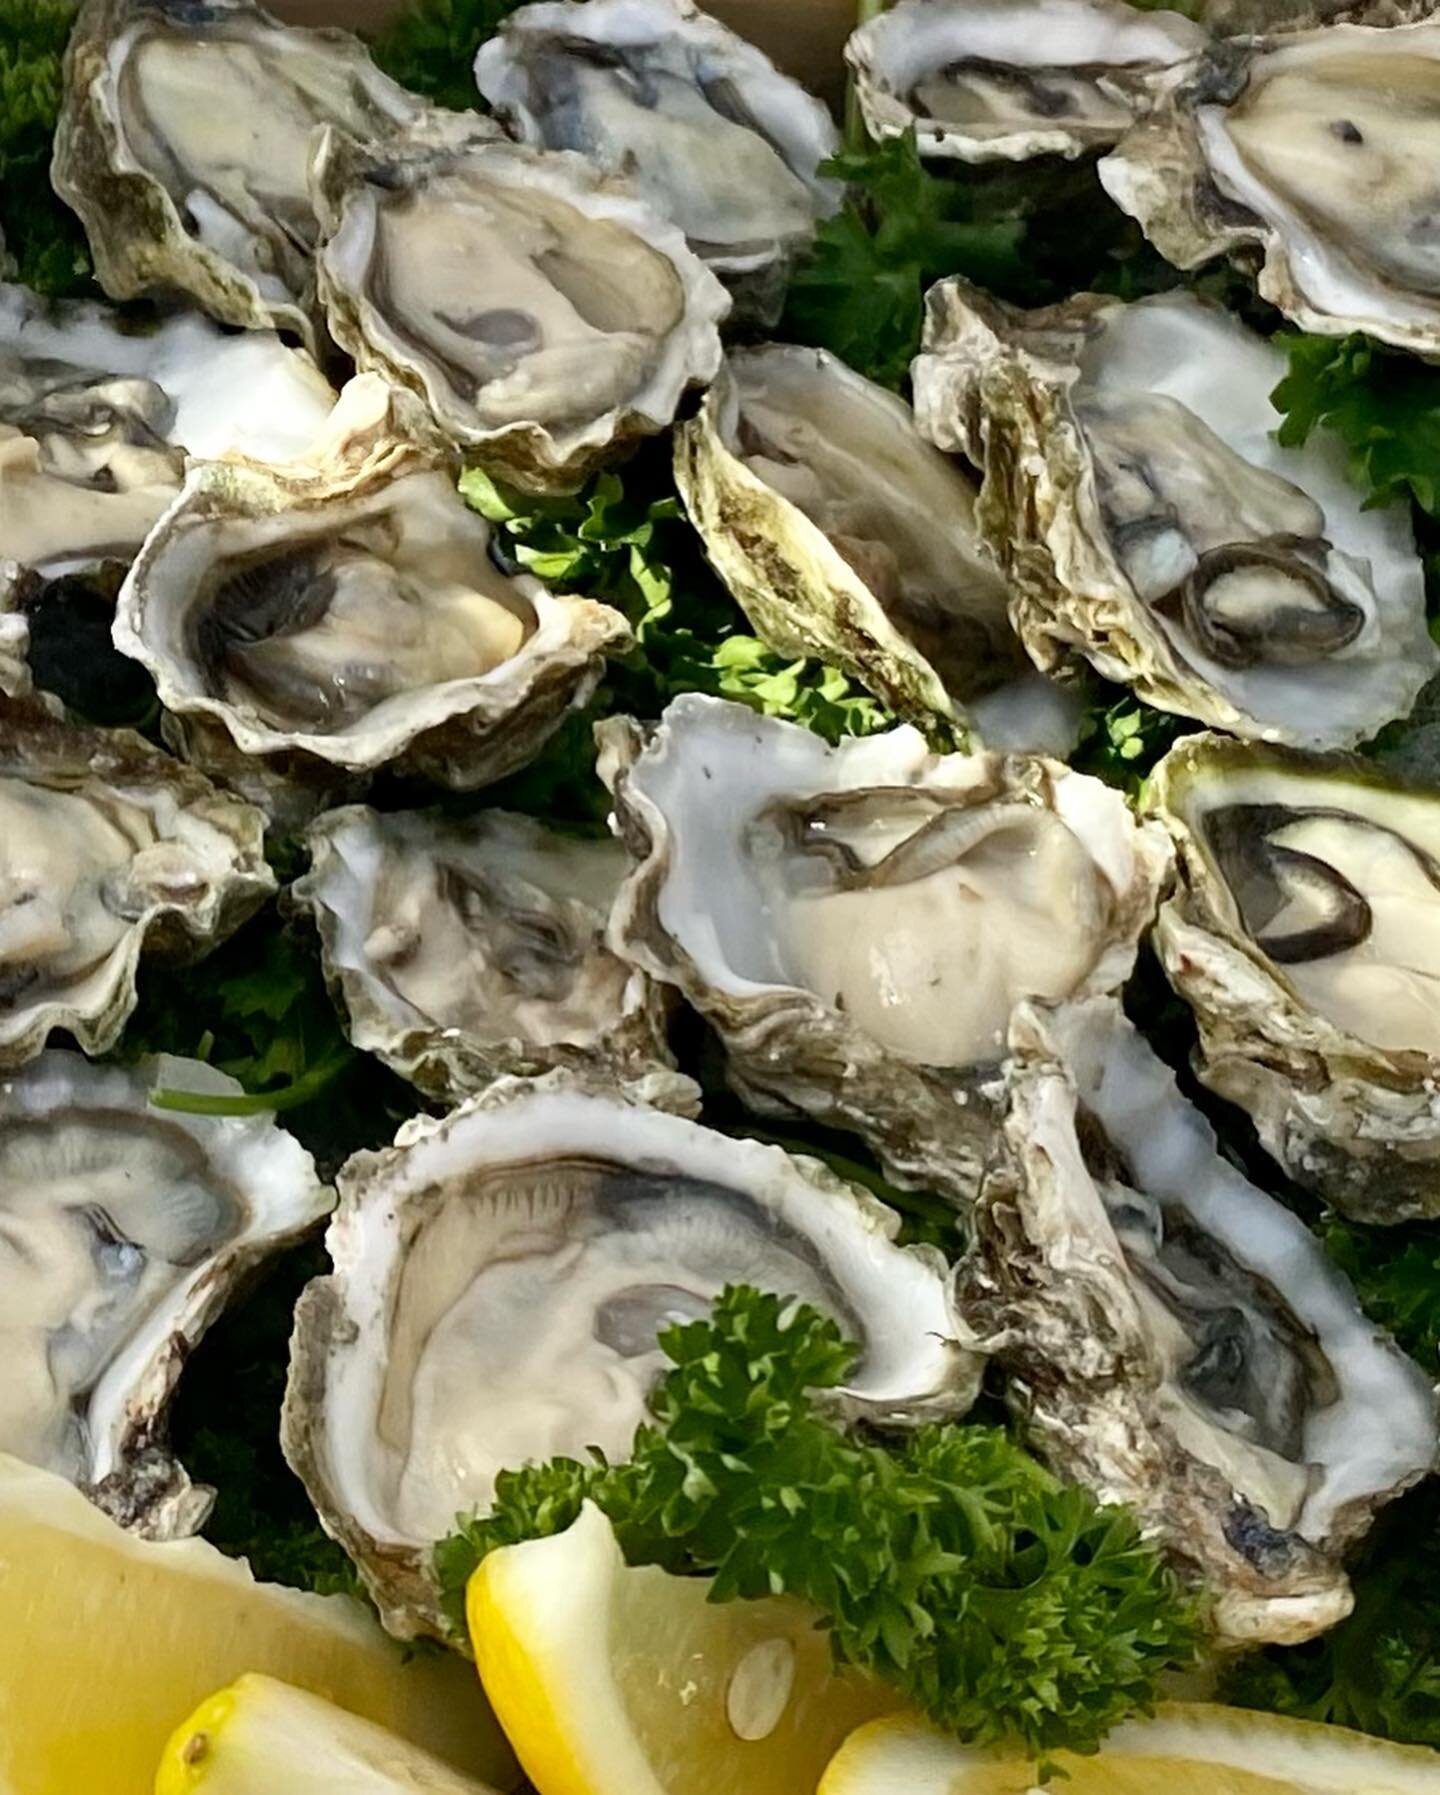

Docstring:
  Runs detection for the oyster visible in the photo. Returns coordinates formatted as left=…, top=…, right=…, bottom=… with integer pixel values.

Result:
left=288, top=804, right=673, bottom=1104
left=1150, top=732, right=1440, bottom=1224
left=846, top=0, right=1207, bottom=164
left=0, top=1050, right=329, bottom=1539
left=0, top=696, right=272, bottom=1069
left=914, top=283, right=1433, bottom=747
left=1098, top=20, right=1440, bottom=355
left=310, top=112, right=730, bottom=490
left=112, top=379, right=629, bottom=817
left=474, top=0, right=840, bottom=324
left=675, top=343, right=1080, bottom=753
left=52, top=0, right=422, bottom=349
left=602, top=694, right=1169, bottom=1200
left=282, top=1071, right=974, bottom=1639
left=955, top=997, right=1438, bottom=1646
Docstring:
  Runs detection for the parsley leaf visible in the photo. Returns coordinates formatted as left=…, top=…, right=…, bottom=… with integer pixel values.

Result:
left=1072, top=687, right=1194, bottom=798
left=368, top=0, right=523, bottom=110
left=0, top=0, right=94, bottom=296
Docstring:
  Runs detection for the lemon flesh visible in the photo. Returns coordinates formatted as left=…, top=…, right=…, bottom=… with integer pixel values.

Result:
left=819, top=1707, right=1440, bottom=1795
left=0, top=1453, right=516, bottom=1795
left=155, top=1674, right=505, bottom=1794
left=467, top=1499, right=898, bottom=1795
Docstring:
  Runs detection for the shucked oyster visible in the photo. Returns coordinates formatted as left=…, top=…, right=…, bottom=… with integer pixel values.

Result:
left=52, top=0, right=422, bottom=349
left=474, top=0, right=840, bottom=325
left=289, top=805, right=672, bottom=1104
left=1098, top=20, right=1440, bottom=355
left=0, top=696, right=272, bottom=1069
left=0, top=1051, right=329, bottom=1538
left=956, top=998, right=1437, bottom=1646
left=603, top=694, right=1169, bottom=1200
left=914, top=283, right=1433, bottom=747
left=310, top=112, right=730, bottom=490
left=675, top=344, right=1079, bottom=754
left=282, top=1071, right=973, bottom=1638
left=113, top=379, right=628, bottom=817
left=847, top=0, right=1207, bottom=164
left=1150, top=733, right=1440, bottom=1224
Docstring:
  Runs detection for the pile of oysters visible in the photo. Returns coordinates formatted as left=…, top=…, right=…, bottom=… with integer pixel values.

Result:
left=7, top=0, right=1440, bottom=1680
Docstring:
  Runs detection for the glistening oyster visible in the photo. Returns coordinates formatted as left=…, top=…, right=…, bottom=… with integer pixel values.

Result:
left=0, top=1051, right=329, bottom=1539
left=914, top=282, right=1433, bottom=747
left=289, top=804, right=673, bottom=1104
left=282, top=1071, right=974, bottom=1639
left=1150, top=732, right=1440, bottom=1224
left=955, top=998, right=1438, bottom=1646
left=1098, top=19, right=1440, bottom=355
left=602, top=694, right=1169, bottom=1200
left=310, top=112, right=730, bottom=490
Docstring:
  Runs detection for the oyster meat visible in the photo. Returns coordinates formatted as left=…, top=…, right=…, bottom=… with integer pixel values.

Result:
left=846, top=0, right=1207, bottom=164
left=52, top=0, right=422, bottom=348
left=1098, top=20, right=1440, bottom=355
left=914, top=282, right=1433, bottom=747
left=0, top=697, right=272, bottom=1069
left=1150, top=731, right=1440, bottom=1224
left=113, top=379, right=629, bottom=817
left=289, top=804, right=673, bottom=1104
left=282, top=1071, right=974, bottom=1638
left=603, top=694, right=1169, bottom=1200
left=955, top=997, right=1438, bottom=1646
left=474, top=0, right=840, bottom=323
left=311, top=112, right=730, bottom=490
left=0, top=1050, right=329, bottom=1538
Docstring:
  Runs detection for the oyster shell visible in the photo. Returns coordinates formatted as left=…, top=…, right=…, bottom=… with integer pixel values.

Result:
left=474, top=0, right=840, bottom=324
left=674, top=343, right=1080, bottom=754
left=310, top=112, right=730, bottom=490
left=288, top=804, right=673, bottom=1104
left=602, top=694, right=1169, bottom=1200
left=914, top=282, right=1433, bottom=747
left=282, top=1070, right=974, bottom=1639
left=1200, top=1, right=1432, bottom=25
left=0, top=1049, right=330, bottom=1539
left=1098, top=20, right=1440, bottom=355
left=112, top=379, right=629, bottom=818
left=0, top=696, right=273, bottom=1069
left=846, top=0, right=1207, bottom=164
left=52, top=0, right=422, bottom=349
left=955, top=997, right=1438, bottom=1646
left=1150, top=732, right=1440, bottom=1224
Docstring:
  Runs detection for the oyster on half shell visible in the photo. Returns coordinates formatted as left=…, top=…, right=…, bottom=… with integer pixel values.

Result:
left=1150, top=732, right=1440, bottom=1224
left=914, top=283, right=1433, bottom=747
left=0, top=1051, right=329, bottom=1539
left=955, top=998, right=1438, bottom=1646
left=289, top=805, right=672, bottom=1104
left=602, top=694, right=1168, bottom=1201
left=282, top=1071, right=974, bottom=1639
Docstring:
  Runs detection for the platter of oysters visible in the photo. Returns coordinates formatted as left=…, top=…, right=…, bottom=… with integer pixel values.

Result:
left=9, top=0, right=1440, bottom=1789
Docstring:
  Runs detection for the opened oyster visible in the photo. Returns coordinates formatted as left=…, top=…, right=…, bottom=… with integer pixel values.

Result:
left=0, top=1050, right=329, bottom=1538
left=1149, top=733, right=1440, bottom=1224
left=113, top=379, right=628, bottom=817
left=52, top=0, right=422, bottom=349
left=914, top=283, right=1433, bottom=747
left=0, top=697, right=272, bottom=1069
left=603, top=694, right=1169, bottom=1200
left=675, top=343, right=1079, bottom=753
left=1098, top=20, right=1440, bottom=355
left=846, top=0, right=1207, bottom=164
left=474, top=0, right=840, bottom=324
left=289, top=805, right=672, bottom=1103
left=310, top=112, right=730, bottom=489
left=956, top=997, right=1437, bottom=1646
left=282, top=1072, right=973, bottom=1638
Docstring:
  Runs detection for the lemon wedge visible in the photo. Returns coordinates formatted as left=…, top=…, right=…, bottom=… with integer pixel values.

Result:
left=0, top=1453, right=516, bottom=1795
left=155, top=1674, right=505, bottom=1794
left=819, top=1707, right=1440, bottom=1795
left=467, top=1499, right=899, bottom=1795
